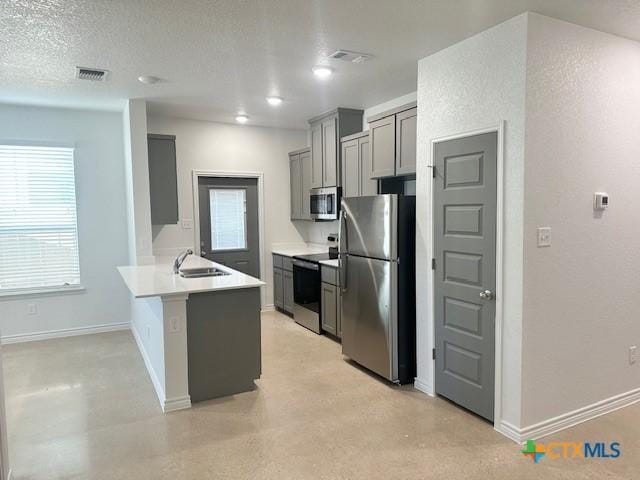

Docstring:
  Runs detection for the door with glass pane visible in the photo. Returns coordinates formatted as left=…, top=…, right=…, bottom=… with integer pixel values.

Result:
left=198, top=177, right=260, bottom=278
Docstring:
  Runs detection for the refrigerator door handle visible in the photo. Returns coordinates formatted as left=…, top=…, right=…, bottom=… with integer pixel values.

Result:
left=338, top=209, right=348, bottom=255
left=340, top=254, right=348, bottom=293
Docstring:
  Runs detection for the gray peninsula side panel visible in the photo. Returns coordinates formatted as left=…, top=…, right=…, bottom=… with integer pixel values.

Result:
left=186, top=287, right=261, bottom=403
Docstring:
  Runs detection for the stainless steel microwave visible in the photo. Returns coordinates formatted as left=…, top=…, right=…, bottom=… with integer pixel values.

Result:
left=310, top=187, right=341, bottom=221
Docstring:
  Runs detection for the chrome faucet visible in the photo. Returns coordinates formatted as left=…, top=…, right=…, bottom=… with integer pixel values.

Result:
left=173, top=249, right=193, bottom=274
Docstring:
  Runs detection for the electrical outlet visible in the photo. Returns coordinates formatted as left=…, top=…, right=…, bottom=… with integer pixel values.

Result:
left=537, top=227, right=551, bottom=247
left=27, top=303, right=37, bottom=315
left=629, top=346, right=638, bottom=365
left=169, top=317, right=180, bottom=333
left=146, top=325, right=151, bottom=340
left=181, top=219, right=194, bottom=230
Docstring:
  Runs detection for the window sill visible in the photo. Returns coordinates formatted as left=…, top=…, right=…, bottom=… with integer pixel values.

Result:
left=0, top=285, right=85, bottom=300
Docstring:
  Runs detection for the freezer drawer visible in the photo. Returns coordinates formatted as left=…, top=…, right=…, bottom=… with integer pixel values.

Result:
left=341, top=254, right=397, bottom=382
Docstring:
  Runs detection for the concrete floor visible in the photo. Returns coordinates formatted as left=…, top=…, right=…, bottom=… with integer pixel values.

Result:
left=3, top=310, right=638, bottom=479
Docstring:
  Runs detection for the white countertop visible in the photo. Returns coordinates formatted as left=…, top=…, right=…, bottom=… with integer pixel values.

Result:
left=118, top=255, right=265, bottom=298
left=271, top=243, right=329, bottom=257
left=319, top=259, right=339, bottom=268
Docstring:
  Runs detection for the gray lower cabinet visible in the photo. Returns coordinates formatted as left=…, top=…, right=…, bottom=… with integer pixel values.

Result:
left=273, top=254, right=294, bottom=315
left=321, top=282, right=338, bottom=336
left=320, top=265, right=341, bottom=338
left=308, top=108, right=364, bottom=188
left=289, top=148, right=311, bottom=220
left=283, top=270, right=294, bottom=313
left=273, top=266, right=284, bottom=309
left=368, top=103, right=417, bottom=179
left=341, top=132, right=377, bottom=198
left=147, top=134, right=179, bottom=225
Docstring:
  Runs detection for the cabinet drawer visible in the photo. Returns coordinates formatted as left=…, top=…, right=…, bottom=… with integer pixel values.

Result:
left=273, top=254, right=283, bottom=268
left=321, top=265, right=339, bottom=286
left=282, top=256, right=293, bottom=272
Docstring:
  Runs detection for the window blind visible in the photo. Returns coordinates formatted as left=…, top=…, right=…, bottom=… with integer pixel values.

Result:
left=209, top=188, right=247, bottom=251
left=0, top=145, right=81, bottom=292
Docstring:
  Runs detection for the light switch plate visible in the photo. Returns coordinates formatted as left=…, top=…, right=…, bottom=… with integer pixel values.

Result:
left=181, top=219, right=193, bottom=230
left=537, top=227, right=551, bottom=247
left=27, top=303, right=37, bottom=315
left=630, top=346, right=638, bottom=365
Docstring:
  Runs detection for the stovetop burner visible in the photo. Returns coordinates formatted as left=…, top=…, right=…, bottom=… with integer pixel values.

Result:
left=293, top=251, right=338, bottom=263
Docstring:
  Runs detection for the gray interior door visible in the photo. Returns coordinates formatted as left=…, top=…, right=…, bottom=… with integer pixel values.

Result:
left=433, top=132, right=497, bottom=422
left=340, top=254, right=395, bottom=381
left=199, top=177, right=260, bottom=278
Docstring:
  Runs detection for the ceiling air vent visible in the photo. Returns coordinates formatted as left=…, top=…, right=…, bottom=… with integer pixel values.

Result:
left=75, top=66, right=110, bottom=82
left=327, top=50, right=372, bottom=64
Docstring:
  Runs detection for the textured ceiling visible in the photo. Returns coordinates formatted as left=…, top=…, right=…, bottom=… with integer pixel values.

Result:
left=2, top=0, right=640, bottom=129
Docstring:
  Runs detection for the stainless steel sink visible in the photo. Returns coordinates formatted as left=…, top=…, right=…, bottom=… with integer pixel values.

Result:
left=179, top=267, right=230, bottom=278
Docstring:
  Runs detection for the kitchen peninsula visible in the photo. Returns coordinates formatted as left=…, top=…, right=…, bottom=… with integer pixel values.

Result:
left=118, top=255, right=264, bottom=412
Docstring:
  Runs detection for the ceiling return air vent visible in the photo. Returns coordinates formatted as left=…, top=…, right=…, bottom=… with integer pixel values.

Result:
left=75, top=66, right=110, bottom=81
left=327, top=49, right=372, bottom=63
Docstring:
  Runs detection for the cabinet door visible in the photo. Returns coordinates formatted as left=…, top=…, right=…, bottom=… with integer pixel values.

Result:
left=369, top=115, right=396, bottom=179
left=273, top=268, right=284, bottom=309
left=289, top=154, right=301, bottom=219
left=341, top=139, right=360, bottom=198
left=148, top=135, right=179, bottom=225
left=310, top=123, right=323, bottom=189
left=322, top=117, right=337, bottom=187
left=396, top=107, right=417, bottom=176
left=321, top=282, right=338, bottom=335
left=359, top=135, right=377, bottom=196
left=283, top=270, right=294, bottom=313
left=300, top=150, right=312, bottom=220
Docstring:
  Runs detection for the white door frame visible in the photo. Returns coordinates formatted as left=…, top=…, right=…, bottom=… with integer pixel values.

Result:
left=426, top=121, right=505, bottom=431
left=192, top=170, right=266, bottom=308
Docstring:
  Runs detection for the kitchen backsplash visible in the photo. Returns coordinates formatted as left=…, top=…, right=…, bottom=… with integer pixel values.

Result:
left=299, top=220, right=339, bottom=245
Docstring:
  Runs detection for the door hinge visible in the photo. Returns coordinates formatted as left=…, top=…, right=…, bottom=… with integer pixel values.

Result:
left=432, top=165, right=437, bottom=178
left=431, top=258, right=436, bottom=270
left=432, top=348, right=436, bottom=360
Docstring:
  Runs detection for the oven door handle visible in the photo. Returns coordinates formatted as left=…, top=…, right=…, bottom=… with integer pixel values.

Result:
left=293, top=260, right=319, bottom=271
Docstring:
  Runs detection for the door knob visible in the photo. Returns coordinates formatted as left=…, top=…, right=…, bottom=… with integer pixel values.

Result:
left=479, top=290, right=495, bottom=300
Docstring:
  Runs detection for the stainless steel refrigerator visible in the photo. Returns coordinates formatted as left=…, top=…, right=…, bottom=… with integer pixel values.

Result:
left=339, top=194, right=416, bottom=384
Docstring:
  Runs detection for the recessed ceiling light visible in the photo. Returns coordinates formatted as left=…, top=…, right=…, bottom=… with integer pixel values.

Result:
left=312, top=65, right=334, bottom=79
left=266, top=96, right=283, bottom=106
left=138, top=75, right=160, bottom=85
left=235, top=114, right=249, bottom=124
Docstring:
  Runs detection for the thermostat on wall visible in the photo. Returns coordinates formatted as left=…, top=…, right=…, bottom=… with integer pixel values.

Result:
left=594, top=192, right=609, bottom=210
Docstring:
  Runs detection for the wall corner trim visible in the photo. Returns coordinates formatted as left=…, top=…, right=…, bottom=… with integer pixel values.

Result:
left=414, top=377, right=435, bottom=397
left=498, top=387, right=640, bottom=443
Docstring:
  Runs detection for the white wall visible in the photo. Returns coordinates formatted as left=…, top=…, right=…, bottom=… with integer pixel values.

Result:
left=415, top=14, right=528, bottom=430
left=146, top=115, right=307, bottom=306
left=521, top=14, right=640, bottom=426
left=0, top=104, right=130, bottom=340
left=122, top=99, right=153, bottom=264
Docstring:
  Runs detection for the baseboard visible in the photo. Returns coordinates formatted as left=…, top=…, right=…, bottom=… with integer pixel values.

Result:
left=499, top=387, right=640, bottom=443
left=1, top=322, right=130, bottom=345
left=131, top=323, right=167, bottom=411
left=413, top=377, right=435, bottom=397
left=163, top=395, right=191, bottom=412
left=261, top=304, right=275, bottom=312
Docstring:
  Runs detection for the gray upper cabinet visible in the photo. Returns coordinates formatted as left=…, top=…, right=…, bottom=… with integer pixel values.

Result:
left=300, top=150, right=312, bottom=219
left=340, top=131, right=377, bottom=198
left=310, top=123, right=323, bottom=189
left=322, top=117, right=337, bottom=187
left=341, top=138, right=360, bottom=198
left=369, top=115, right=396, bottom=179
left=147, top=134, right=179, bottom=225
left=308, top=108, right=364, bottom=189
left=395, top=107, right=417, bottom=176
left=289, top=148, right=311, bottom=221
left=359, top=134, right=377, bottom=196
left=367, top=102, right=418, bottom=179
left=289, top=152, right=302, bottom=220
